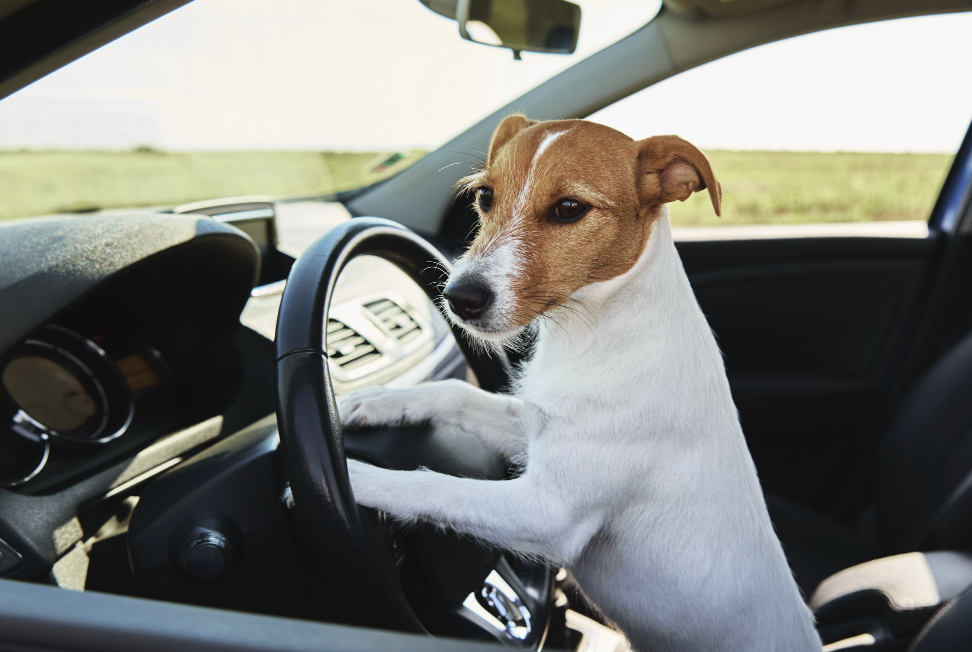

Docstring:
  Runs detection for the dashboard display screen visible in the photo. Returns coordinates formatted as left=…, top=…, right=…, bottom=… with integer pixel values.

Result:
left=114, top=353, right=162, bottom=393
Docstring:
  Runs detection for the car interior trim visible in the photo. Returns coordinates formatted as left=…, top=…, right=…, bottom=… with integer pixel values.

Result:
left=104, top=416, right=224, bottom=492
left=1, top=425, right=49, bottom=488
left=929, top=115, right=972, bottom=233
left=0, top=577, right=506, bottom=652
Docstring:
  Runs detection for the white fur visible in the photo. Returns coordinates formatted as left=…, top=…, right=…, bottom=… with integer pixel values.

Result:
left=338, top=213, right=821, bottom=651
left=340, top=380, right=525, bottom=458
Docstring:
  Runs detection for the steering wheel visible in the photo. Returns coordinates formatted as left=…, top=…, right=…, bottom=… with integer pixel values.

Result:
left=274, top=218, right=552, bottom=644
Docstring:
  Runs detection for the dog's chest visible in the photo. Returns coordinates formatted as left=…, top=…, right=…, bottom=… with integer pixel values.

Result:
left=516, top=324, right=646, bottom=416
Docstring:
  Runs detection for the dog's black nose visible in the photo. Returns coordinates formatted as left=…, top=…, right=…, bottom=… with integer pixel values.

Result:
left=443, top=277, right=493, bottom=321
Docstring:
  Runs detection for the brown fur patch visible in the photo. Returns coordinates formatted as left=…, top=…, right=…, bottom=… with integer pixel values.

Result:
left=488, top=114, right=537, bottom=164
left=637, top=135, right=722, bottom=216
left=458, top=118, right=720, bottom=331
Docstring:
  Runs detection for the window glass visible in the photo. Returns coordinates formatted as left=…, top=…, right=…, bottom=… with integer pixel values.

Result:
left=0, top=0, right=660, bottom=222
left=589, top=14, right=972, bottom=230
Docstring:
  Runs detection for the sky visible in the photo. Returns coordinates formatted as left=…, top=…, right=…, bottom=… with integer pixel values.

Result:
left=0, top=0, right=970, bottom=153
left=592, top=12, right=972, bottom=153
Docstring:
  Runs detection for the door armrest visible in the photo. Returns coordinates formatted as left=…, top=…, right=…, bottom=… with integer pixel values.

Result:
left=812, top=551, right=972, bottom=643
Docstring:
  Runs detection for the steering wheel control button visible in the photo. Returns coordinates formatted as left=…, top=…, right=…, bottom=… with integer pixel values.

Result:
left=0, top=537, right=24, bottom=576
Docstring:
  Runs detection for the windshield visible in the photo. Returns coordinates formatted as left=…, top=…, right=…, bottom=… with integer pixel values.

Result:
left=0, top=0, right=660, bottom=221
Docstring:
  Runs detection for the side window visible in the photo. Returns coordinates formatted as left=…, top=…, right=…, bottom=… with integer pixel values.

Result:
left=588, top=14, right=972, bottom=233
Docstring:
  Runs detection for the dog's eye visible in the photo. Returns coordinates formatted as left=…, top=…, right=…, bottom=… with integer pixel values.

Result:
left=476, top=187, right=494, bottom=213
left=550, top=199, right=589, bottom=224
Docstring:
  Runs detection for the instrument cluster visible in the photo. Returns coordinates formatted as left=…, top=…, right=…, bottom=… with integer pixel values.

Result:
left=0, top=325, right=166, bottom=487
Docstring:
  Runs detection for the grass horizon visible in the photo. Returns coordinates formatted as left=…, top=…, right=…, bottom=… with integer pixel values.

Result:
left=0, top=149, right=953, bottom=225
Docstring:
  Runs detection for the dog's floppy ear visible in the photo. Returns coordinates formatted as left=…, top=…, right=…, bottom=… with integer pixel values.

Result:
left=489, top=114, right=537, bottom=164
left=636, top=135, right=721, bottom=217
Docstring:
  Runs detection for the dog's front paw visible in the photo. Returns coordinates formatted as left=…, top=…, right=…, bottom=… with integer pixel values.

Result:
left=338, top=386, right=431, bottom=430
left=283, top=467, right=382, bottom=510
left=282, top=465, right=378, bottom=510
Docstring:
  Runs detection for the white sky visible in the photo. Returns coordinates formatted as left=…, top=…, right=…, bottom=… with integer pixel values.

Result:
left=0, top=1, right=970, bottom=153
left=592, top=12, right=972, bottom=153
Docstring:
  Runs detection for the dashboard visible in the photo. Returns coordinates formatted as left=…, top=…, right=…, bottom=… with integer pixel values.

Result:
left=0, top=214, right=269, bottom=498
left=0, top=208, right=464, bottom=578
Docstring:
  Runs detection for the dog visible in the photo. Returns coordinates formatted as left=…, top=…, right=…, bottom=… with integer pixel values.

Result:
left=327, top=116, right=821, bottom=651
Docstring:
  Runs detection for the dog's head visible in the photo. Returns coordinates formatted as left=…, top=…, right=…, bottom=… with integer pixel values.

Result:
left=443, top=116, right=721, bottom=344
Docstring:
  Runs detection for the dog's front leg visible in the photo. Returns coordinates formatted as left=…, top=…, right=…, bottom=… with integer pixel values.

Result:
left=339, top=379, right=525, bottom=457
left=347, top=459, right=600, bottom=565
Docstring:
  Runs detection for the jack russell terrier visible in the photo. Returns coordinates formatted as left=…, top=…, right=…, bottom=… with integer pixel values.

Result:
left=324, top=117, right=821, bottom=651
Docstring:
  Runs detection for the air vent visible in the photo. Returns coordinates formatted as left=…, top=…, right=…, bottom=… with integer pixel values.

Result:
left=364, top=298, right=423, bottom=343
left=326, top=319, right=381, bottom=370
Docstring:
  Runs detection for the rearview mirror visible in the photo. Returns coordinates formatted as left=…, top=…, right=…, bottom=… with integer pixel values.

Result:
left=456, top=0, right=581, bottom=59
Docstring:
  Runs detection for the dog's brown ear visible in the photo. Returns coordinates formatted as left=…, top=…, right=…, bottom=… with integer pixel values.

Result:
left=636, top=135, right=721, bottom=217
left=489, top=114, right=537, bottom=164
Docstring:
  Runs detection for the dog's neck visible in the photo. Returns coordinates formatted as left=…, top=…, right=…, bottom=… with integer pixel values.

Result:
left=534, top=212, right=713, bottom=358
left=520, top=210, right=733, bottom=422
left=572, top=213, right=679, bottom=312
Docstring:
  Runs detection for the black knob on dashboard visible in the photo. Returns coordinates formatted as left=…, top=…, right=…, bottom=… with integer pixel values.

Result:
left=180, top=527, right=233, bottom=581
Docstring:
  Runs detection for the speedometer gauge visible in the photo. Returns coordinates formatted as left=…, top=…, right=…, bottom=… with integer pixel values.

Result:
left=3, top=355, right=99, bottom=432
left=0, top=326, right=133, bottom=446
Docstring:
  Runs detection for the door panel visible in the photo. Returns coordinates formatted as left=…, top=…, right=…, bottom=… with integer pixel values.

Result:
left=676, top=235, right=940, bottom=507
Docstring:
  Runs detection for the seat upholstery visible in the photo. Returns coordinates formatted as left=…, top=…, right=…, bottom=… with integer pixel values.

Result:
left=766, top=331, right=972, bottom=597
left=765, top=493, right=874, bottom=596
left=873, top=333, right=972, bottom=553
left=909, top=581, right=972, bottom=652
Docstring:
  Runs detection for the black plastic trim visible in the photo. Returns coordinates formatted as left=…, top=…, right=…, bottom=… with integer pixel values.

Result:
left=0, top=578, right=504, bottom=652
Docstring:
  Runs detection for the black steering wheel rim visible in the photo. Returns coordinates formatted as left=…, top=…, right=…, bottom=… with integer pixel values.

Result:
left=273, top=217, right=519, bottom=632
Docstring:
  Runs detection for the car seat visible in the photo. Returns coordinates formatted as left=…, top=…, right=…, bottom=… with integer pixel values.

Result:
left=766, top=331, right=972, bottom=596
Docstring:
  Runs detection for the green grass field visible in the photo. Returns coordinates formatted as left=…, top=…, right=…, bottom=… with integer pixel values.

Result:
left=668, top=150, right=953, bottom=227
left=0, top=150, right=423, bottom=221
left=0, top=149, right=953, bottom=225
